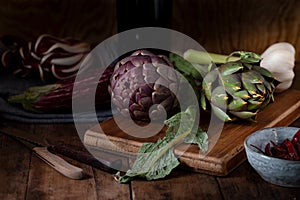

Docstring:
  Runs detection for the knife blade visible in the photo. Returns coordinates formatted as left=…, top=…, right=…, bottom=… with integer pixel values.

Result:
left=46, top=141, right=122, bottom=173
left=0, top=128, right=84, bottom=180
left=0, top=126, right=122, bottom=173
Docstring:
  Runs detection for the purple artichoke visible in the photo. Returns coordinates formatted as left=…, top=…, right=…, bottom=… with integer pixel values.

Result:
left=110, top=50, right=178, bottom=122
left=1, top=34, right=90, bottom=83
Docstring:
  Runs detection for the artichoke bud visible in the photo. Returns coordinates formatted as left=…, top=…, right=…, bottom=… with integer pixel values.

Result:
left=201, top=61, right=278, bottom=121
left=110, top=50, right=178, bottom=122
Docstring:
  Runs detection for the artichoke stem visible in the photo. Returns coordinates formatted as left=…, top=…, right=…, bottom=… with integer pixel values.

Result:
left=183, top=49, right=240, bottom=65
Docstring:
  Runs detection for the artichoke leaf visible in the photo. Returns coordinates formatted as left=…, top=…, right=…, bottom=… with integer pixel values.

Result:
left=203, top=70, right=218, bottom=100
left=263, top=81, right=273, bottom=93
left=242, top=76, right=257, bottom=95
left=221, top=74, right=241, bottom=95
left=256, top=83, right=266, bottom=94
left=230, top=110, right=257, bottom=120
left=252, top=65, right=275, bottom=80
left=247, top=99, right=263, bottom=110
left=200, top=91, right=207, bottom=111
left=242, top=71, right=263, bottom=84
left=211, top=104, right=232, bottom=122
left=219, top=63, right=243, bottom=76
left=233, top=90, right=250, bottom=100
left=228, top=97, right=247, bottom=111
left=210, top=86, right=228, bottom=109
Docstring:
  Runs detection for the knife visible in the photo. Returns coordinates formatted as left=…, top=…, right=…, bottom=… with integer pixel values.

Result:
left=0, top=126, right=122, bottom=177
left=0, top=128, right=84, bottom=179
left=46, top=141, right=122, bottom=173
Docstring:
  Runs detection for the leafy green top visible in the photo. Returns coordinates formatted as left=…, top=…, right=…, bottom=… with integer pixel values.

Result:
left=117, top=105, right=208, bottom=183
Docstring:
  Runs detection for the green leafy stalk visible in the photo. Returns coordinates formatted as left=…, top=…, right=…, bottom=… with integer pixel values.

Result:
left=183, top=49, right=240, bottom=65
left=184, top=128, right=208, bottom=151
left=117, top=106, right=208, bottom=183
left=183, top=49, right=263, bottom=66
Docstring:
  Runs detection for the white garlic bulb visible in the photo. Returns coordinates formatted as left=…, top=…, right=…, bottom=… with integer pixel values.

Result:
left=260, top=42, right=295, bottom=92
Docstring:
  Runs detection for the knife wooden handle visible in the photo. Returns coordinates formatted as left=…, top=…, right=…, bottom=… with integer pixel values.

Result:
left=33, top=147, right=83, bottom=180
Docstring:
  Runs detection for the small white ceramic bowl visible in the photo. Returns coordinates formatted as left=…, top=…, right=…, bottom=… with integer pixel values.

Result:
left=244, top=127, right=300, bottom=187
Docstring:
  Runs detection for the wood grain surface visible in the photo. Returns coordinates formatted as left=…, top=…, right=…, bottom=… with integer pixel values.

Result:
left=0, top=124, right=32, bottom=200
left=1, top=120, right=300, bottom=199
left=0, top=0, right=300, bottom=59
left=172, top=0, right=300, bottom=59
left=0, top=123, right=131, bottom=200
left=0, top=0, right=117, bottom=44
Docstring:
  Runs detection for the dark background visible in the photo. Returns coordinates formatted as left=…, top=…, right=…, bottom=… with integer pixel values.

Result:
left=0, top=0, right=299, bottom=59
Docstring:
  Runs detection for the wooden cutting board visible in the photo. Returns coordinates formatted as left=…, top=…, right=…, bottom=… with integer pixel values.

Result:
left=84, top=89, right=300, bottom=176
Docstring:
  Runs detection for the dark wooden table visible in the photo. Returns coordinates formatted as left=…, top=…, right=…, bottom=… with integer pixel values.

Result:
left=1, top=67, right=300, bottom=200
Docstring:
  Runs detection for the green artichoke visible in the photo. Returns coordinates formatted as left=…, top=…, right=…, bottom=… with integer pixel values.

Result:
left=200, top=52, right=279, bottom=122
left=109, top=50, right=178, bottom=122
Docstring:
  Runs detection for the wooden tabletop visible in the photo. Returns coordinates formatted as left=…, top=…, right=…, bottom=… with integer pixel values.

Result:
left=1, top=67, right=300, bottom=200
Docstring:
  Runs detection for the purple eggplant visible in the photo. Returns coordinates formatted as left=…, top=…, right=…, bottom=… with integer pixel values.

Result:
left=8, top=66, right=113, bottom=113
